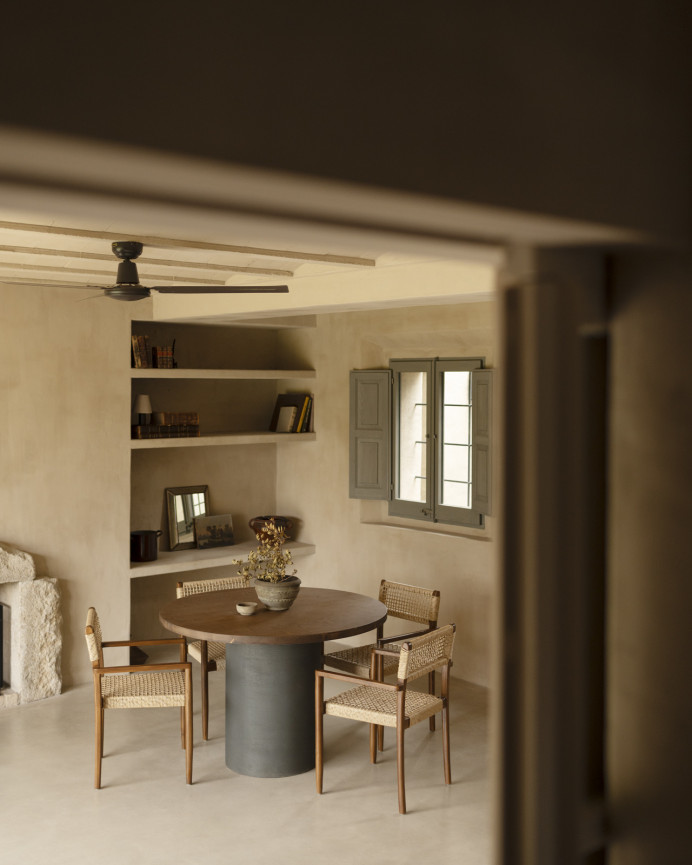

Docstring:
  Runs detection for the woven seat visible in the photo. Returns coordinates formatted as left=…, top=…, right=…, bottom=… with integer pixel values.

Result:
left=324, top=580, right=440, bottom=742
left=316, top=623, right=456, bottom=814
left=176, top=574, right=249, bottom=739
left=84, top=607, right=193, bottom=788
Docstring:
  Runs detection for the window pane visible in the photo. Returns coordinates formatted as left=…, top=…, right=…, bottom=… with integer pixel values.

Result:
left=441, top=371, right=471, bottom=508
left=443, top=405, right=470, bottom=444
left=443, top=480, right=471, bottom=508
left=397, top=370, right=427, bottom=503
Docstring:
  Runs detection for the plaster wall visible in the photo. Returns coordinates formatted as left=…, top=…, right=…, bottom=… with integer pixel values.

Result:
left=0, top=284, right=135, bottom=686
left=276, top=300, right=497, bottom=686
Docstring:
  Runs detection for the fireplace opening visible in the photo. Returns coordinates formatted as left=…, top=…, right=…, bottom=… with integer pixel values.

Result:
left=0, top=602, right=9, bottom=691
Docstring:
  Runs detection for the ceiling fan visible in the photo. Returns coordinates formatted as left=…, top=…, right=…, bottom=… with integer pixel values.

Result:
left=0, top=241, right=289, bottom=300
left=90, top=241, right=289, bottom=301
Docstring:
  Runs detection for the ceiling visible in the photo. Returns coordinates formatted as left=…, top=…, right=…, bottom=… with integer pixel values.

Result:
left=0, top=206, right=502, bottom=324
left=0, top=127, right=643, bottom=324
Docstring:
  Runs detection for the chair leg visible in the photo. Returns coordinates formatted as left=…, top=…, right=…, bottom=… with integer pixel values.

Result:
left=377, top=724, right=384, bottom=751
left=396, top=720, right=406, bottom=814
left=94, top=695, right=103, bottom=789
left=315, top=674, right=324, bottom=794
left=185, top=667, right=193, bottom=784
left=428, top=670, right=436, bottom=731
left=200, top=641, right=209, bottom=741
left=370, top=724, right=377, bottom=763
left=442, top=702, right=451, bottom=785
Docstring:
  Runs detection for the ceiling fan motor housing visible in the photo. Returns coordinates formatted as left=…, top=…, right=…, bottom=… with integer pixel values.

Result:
left=112, top=241, right=143, bottom=261
left=115, top=259, right=140, bottom=285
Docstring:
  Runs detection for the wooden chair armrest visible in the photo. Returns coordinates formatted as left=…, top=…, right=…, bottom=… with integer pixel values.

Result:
left=372, top=646, right=401, bottom=656
left=377, top=627, right=434, bottom=646
left=315, top=669, right=397, bottom=691
left=102, top=637, right=185, bottom=649
left=94, top=661, right=192, bottom=675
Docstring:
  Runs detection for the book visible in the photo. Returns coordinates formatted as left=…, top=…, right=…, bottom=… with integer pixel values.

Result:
left=152, top=345, right=175, bottom=368
left=269, top=393, right=312, bottom=432
left=131, top=424, right=200, bottom=439
left=276, top=405, right=297, bottom=432
left=299, top=396, right=313, bottom=432
left=152, top=411, right=199, bottom=425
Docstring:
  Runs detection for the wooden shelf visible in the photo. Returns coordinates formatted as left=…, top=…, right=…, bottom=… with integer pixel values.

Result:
left=131, top=368, right=316, bottom=380
left=129, top=539, right=315, bottom=578
left=131, top=431, right=316, bottom=449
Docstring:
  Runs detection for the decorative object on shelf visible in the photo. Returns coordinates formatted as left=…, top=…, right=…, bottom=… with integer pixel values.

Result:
left=269, top=393, right=313, bottom=433
left=234, top=518, right=301, bottom=611
left=249, top=515, right=293, bottom=541
left=236, top=602, right=258, bottom=616
left=165, top=485, right=210, bottom=551
left=130, top=530, right=163, bottom=562
left=133, top=394, right=153, bottom=425
left=195, top=514, right=235, bottom=549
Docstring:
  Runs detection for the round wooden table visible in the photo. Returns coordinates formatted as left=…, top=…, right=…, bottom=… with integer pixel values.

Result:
left=160, top=586, right=387, bottom=777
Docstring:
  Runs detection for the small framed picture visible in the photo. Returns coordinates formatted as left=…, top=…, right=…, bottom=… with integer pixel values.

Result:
left=194, top=514, right=235, bottom=549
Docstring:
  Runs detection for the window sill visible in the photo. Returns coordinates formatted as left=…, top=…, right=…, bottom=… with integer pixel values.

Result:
left=359, top=501, right=493, bottom=541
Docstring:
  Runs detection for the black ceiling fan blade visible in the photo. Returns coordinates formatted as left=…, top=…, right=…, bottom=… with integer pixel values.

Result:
left=151, top=285, right=289, bottom=294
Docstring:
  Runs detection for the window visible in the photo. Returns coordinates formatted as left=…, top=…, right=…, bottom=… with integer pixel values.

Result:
left=349, top=358, right=491, bottom=527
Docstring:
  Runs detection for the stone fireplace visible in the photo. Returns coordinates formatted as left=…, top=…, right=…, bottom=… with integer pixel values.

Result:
left=0, top=542, right=62, bottom=709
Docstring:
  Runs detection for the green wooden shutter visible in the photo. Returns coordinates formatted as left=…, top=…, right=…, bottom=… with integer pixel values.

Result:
left=472, top=368, right=492, bottom=515
left=349, top=370, right=391, bottom=499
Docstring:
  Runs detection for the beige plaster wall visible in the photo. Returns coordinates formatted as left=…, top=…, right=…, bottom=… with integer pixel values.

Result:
left=0, top=284, right=137, bottom=686
left=275, top=300, right=497, bottom=686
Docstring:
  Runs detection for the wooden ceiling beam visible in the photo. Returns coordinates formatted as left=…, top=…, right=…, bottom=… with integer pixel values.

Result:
left=0, top=243, right=293, bottom=277
left=0, top=261, right=225, bottom=285
left=0, top=220, right=376, bottom=267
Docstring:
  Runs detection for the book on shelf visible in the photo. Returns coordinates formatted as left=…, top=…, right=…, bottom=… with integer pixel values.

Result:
left=131, top=335, right=176, bottom=369
left=152, top=411, right=200, bottom=425
left=269, top=393, right=313, bottom=433
left=131, top=424, right=200, bottom=439
left=276, top=405, right=297, bottom=432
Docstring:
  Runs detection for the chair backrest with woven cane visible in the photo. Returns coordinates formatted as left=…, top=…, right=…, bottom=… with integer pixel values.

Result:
left=378, top=579, right=441, bottom=638
left=175, top=574, right=249, bottom=599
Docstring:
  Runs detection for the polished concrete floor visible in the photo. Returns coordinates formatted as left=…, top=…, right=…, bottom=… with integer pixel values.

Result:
left=0, top=662, right=491, bottom=865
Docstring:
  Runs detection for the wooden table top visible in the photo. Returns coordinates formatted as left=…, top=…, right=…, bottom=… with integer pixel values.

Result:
left=159, top=586, right=387, bottom=645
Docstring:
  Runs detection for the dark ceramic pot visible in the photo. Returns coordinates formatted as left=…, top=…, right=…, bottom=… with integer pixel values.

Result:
left=130, top=530, right=163, bottom=562
left=249, top=515, right=293, bottom=541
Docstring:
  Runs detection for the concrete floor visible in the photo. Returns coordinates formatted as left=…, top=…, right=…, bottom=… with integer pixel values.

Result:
left=0, top=664, right=491, bottom=865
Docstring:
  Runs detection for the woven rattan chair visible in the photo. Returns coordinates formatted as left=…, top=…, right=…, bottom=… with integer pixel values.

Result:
left=84, top=606, right=193, bottom=789
left=176, top=574, right=250, bottom=739
left=316, top=623, right=455, bottom=814
left=324, top=580, right=441, bottom=739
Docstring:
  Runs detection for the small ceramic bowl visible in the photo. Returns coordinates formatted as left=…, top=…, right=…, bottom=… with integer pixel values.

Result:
left=236, top=601, right=258, bottom=616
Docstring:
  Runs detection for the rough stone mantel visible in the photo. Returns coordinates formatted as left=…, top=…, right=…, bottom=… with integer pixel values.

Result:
left=0, top=542, right=62, bottom=708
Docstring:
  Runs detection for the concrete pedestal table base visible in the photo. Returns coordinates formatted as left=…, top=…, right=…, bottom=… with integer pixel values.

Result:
left=225, top=641, right=323, bottom=777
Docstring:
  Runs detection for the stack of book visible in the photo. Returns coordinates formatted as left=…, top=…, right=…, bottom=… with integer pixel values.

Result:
left=132, top=411, right=200, bottom=439
left=131, top=335, right=176, bottom=369
left=269, top=393, right=313, bottom=433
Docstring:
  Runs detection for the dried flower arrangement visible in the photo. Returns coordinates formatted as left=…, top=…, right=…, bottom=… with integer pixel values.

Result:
left=233, top=518, right=297, bottom=583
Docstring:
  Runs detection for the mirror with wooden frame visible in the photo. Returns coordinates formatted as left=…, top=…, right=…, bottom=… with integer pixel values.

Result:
left=165, top=485, right=209, bottom=550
